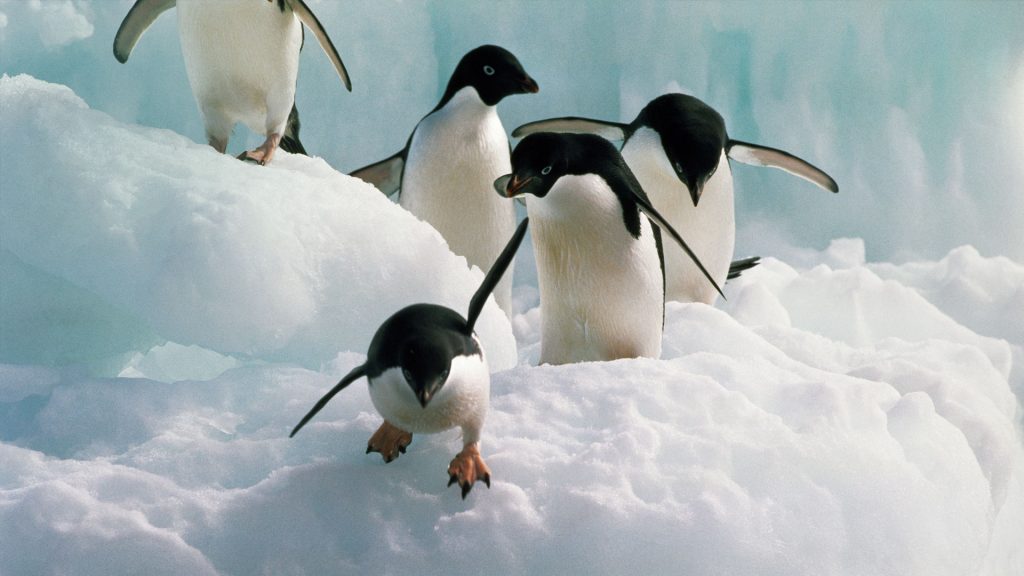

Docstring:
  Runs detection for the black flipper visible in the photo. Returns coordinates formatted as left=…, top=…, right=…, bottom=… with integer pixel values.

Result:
left=726, top=140, right=838, bottom=193
left=350, top=152, right=405, bottom=197
left=465, top=218, right=529, bottom=333
left=290, top=364, right=367, bottom=437
left=632, top=197, right=725, bottom=300
left=512, top=117, right=628, bottom=141
left=727, top=256, right=761, bottom=281
left=280, top=104, right=307, bottom=156
left=113, top=0, right=176, bottom=63
left=288, top=0, right=352, bottom=91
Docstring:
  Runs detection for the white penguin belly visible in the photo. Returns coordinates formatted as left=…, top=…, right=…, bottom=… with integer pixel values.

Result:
left=400, top=88, right=517, bottom=314
left=368, top=355, right=490, bottom=444
left=528, top=175, right=665, bottom=365
left=176, top=0, right=301, bottom=137
left=623, top=130, right=734, bottom=304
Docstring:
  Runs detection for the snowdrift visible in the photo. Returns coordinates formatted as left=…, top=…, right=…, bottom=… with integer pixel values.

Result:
left=1, top=76, right=1023, bottom=576
left=0, top=74, right=517, bottom=373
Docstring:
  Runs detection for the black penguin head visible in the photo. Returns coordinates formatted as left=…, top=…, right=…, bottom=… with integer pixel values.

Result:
left=399, top=339, right=453, bottom=408
left=494, top=132, right=622, bottom=200
left=633, top=94, right=728, bottom=206
left=495, top=132, right=572, bottom=199
left=439, top=45, right=539, bottom=108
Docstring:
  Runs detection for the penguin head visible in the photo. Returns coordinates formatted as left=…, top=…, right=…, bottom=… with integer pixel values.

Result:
left=399, top=338, right=453, bottom=408
left=443, top=45, right=539, bottom=107
left=634, top=94, right=727, bottom=207
left=495, top=132, right=625, bottom=199
left=494, top=132, right=574, bottom=200
left=496, top=132, right=643, bottom=229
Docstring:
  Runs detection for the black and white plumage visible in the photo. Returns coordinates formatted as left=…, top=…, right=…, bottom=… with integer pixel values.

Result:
left=350, top=45, right=539, bottom=316
left=290, top=218, right=530, bottom=499
left=494, top=132, right=721, bottom=365
left=513, top=93, right=838, bottom=304
left=113, top=0, right=351, bottom=165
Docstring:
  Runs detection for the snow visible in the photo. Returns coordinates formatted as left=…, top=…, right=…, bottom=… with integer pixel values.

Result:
left=0, top=74, right=517, bottom=374
left=3, top=1, right=1024, bottom=573
left=1, top=74, right=1023, bottom=575
left=3, top=1, right=1023, bottom=264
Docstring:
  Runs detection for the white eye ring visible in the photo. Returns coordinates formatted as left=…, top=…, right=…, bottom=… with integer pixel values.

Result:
left=674, top=161, right=683, bottom=173
left=483, top=65, right=495, bottom=76
left=541, top=165, right=552, bottom=175
left=402, top=368, right=413, bottom=382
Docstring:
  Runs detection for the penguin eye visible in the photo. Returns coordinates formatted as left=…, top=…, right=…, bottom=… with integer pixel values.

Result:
left=483, top=65, right=495, bottom=76
left=541, top=165, right=552, bottom=176
left=440, top=368, right=450, bottom=382
left=674, top=161, right=683, bottom=174
left=402, top=368, right=414, bottom=383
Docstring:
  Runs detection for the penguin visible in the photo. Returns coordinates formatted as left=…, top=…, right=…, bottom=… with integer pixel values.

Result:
left=512, top=93, right=838, bottom=304
left=493, top=132, right=722, bottom=365
left=113, top=0, right=351, bottom=165
left=349, top=45, right=539, bottom=317
left=290, top=218, right=529, bottom=499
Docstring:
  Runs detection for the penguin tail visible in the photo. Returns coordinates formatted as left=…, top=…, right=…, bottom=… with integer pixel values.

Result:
left=727, top=256, right=761, bottom=281
left=280, top=104, right=308, bottom=156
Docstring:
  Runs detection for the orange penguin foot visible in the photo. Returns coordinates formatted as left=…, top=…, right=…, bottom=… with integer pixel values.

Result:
left=447, top=443, right=491, bottom=499
left=237, top=133, right=282, bottom=166
left=366, top=421, right=413, bottom=463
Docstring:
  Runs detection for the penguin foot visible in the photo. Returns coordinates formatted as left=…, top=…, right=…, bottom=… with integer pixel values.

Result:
left=366, top=421, right=412, bottom=463
left=447, top=443, right=491, bottom=499
left=237, top=133, right=282, bottom=166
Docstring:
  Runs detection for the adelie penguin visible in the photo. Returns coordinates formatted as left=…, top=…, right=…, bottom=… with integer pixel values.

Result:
left=290, top=219, right=529, bottom=499
left=350, top=45, right=539, bottom=317
left=513, top=94, right=838, bottom=304
left=494, top=132, right=722, bottom=365
left=114, top=0, right=351, bottom=165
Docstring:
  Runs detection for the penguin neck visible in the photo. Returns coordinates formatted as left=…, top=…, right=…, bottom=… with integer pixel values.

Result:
left=431, top=86, right=492, bottom=116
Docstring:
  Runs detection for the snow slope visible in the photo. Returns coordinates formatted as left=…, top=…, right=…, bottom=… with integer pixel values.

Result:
left=2, top=76, right=1023, bottom=575
left=0, top=74, right=517, bottom=373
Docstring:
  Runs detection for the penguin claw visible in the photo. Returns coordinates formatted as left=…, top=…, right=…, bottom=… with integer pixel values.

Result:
left=446, top=443, right=491, bottom=499
left=236, top=133, right=282, bottom=166
left=366, top=421, right=413, bottom=463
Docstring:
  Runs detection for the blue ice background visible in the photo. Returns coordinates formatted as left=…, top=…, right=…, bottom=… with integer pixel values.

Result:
left=1, top=0, right=1022, bottom=264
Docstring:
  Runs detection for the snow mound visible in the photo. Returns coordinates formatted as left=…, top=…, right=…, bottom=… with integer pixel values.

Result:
left=1, top=76, right=1023, bottom=576
left=0, top=74, right=517, bottom=372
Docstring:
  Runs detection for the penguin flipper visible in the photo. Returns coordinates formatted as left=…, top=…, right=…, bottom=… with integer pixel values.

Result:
left=113, top=0, right=176, bottom=63
left=512, top=117, right=628, bottom=141
left=349, top=152, right=404, bottom=197
left=727, top=140, right=839, bottom=193
left=727, top=256, right=761, bottom=281
left=279, top=104, right=307, bottom=156
left=287, top=0, right=352, bottom=91
left=290, top=364, right=367, bottom=437
left=465, top=218, right=529, bottom=333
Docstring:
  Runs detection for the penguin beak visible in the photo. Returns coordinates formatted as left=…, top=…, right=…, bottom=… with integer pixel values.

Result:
left=416, top=388, right=432, bottom=408
left=689, top=180, right=703, bottom=207
left=494, top=173, right=534, bottom=198
left=415, top=376, right=446, bottom=408
left=519, top=75, right=540, bottom=94
left=632, top=192, right=725, bottom=300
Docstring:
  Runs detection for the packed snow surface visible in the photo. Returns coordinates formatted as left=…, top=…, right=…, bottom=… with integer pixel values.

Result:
left=1, top=75, right=1022, bottom=575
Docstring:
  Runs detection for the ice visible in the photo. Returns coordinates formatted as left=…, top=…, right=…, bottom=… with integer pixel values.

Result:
left=2, top=2, right=1021, bottom=262
left=3, top=2, right=1024, bottom=574
left=0, top=74, right=517, bottom=373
